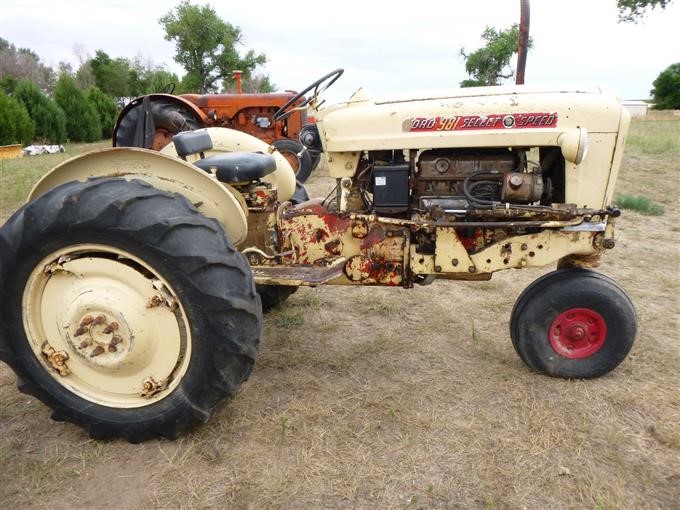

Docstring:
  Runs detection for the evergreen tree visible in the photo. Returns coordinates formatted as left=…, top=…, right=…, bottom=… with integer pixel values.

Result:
left=14, top=79, right=67, bottom=144
left=87, top=86, right=120, bottom=139
left=0, top=90, right=35, bottom=145
left=54, top=74, right=101, bottom=142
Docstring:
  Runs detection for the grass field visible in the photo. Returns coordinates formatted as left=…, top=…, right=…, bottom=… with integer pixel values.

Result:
left=1, top=120, right=679, bottom=509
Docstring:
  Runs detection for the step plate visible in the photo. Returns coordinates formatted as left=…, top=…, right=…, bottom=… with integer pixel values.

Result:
left=251, top=260, right=346, bottom=286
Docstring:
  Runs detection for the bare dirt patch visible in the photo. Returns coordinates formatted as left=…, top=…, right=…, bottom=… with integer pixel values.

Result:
left=1, top=121, right=679, bottom=509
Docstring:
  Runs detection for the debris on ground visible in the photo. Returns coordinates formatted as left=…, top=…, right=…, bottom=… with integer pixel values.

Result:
left=23, top=145, right=65, bottom=156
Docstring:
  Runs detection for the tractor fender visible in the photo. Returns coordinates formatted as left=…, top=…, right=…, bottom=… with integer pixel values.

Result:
left=160, top=127, right=297, bottom=202
left=28, top=147, right=249, bottom=246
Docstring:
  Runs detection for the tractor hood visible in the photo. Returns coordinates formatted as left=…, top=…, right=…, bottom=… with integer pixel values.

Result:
left=357, top=84, right=605, bottom=104
left=316, top=85, right=624, bottom=153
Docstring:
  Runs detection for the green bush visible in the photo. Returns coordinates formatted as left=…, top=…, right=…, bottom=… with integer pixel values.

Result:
left=14, top=79, right=66, bottom=144
left=0, top=75, right=18, bottom=95
left=615, top=194, right=665, bottom=216
left=87, top=86, right=120, bottom=139
left=54, top=74, right=101, bottom=142
left=0, top=90, right=35, bottom=145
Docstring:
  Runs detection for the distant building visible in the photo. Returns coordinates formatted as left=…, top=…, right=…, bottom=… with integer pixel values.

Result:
left=621, top=100, right=649, bottom=117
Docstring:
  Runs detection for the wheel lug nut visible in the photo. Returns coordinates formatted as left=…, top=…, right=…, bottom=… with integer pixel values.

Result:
left=108, top=345, right=117, bottom=353
left=110, top=335, right=122, bottom=345
left=80, top=315, right=94, bottom=327
left=90, top=345, right=105, bottom=357
left=93, top=315, right=107, bottom=325
left=79, top=340, right=91, bottom=349
left=103, top=322, right=119, bottom=334
left=74, top=326, right=88, bottom=337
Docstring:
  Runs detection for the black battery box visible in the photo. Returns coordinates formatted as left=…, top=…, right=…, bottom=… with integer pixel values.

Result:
left=372, top=163, right=409, bottom=214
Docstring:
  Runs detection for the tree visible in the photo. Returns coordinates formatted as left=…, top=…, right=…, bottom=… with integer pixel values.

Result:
left=13, top=79, right=67, bottom=143
left=459, top=25, right=532, bottom=87
left=224, top=73, right=275, bottom=94
left=0, top=38, right=56, bottom=93
left=127, top=57, right=180, bottom=96
left=54, top=74, right=101, bottom=142
left=75, top=61, right=96, bottom=90
left=145, top=68, right=180, bottom=94
left=0, top=75, right=18, bottom=95
left=127, top=59, right=150, bottom=97
left=617, top=0, right=672, bottom=22
left=89, top=50, right=131, bottom=98
left=87, top=86, right=120, bottom=139
left=0, top=90, right=35, bottom=145
left=160, top=1, right=268, bottom=93
left=650, top=63, right=680, bottom=109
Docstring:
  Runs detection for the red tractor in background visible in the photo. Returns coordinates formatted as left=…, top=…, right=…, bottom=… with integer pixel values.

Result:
left=113, top=71, right=319, bottom=182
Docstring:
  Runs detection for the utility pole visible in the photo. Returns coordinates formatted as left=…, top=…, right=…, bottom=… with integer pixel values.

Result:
left=516, top=0, right=530, bottom=84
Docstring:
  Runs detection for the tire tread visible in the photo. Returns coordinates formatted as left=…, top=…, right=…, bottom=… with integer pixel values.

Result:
left=0, top=178, right=262, bottom=441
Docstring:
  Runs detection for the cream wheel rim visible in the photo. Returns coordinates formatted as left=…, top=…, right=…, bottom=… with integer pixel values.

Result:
left=22, top=244, right=192, bottom=408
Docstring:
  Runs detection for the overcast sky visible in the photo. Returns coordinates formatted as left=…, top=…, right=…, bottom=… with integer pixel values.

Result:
left=2, top=0, right=679, bottom=103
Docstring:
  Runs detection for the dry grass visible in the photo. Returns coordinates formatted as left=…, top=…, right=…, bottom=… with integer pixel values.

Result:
left=1, top=120, right=679, bottom=509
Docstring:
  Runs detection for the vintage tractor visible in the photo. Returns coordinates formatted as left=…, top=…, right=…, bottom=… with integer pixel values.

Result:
left=0, top=69, right=637, bottom=442
left=113, top=71, right=318, bottom=182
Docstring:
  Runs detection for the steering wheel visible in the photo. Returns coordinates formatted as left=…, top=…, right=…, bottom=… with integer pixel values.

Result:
left=273, top=68, right=344, bottom=121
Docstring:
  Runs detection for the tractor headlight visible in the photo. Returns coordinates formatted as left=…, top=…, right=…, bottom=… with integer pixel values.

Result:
left=558, top=127, right=589, bottom=165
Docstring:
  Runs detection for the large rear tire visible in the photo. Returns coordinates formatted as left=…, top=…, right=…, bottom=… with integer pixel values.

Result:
left=273, top=139, right=313, bottom=183
left=510, top=268, right=636, bottom=378
left=114, top=96, right=205, bottom=150
left=0, top=178, right=262, bottom=442
left=310, top=151, right=322, bottom=171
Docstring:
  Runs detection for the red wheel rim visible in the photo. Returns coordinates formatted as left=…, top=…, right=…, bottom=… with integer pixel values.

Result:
left=549, top=308, right=607, bottom=359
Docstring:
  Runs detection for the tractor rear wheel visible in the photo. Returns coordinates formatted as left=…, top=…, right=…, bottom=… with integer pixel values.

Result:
left=114, top=96, right=205, bottom=150
left=310, top=151, right=322, bottom=171
left=0, top=178, right=262, bottom=442
left=510, top=268, right=636, bottom=378
left=273, top=139, right=313, bottom=183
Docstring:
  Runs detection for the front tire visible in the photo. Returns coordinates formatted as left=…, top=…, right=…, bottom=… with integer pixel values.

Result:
left=256, top=285, right=298, bottom=312
left=0, top=178, right=262, bottom=442
left=510, top=269, right=637, bottom=378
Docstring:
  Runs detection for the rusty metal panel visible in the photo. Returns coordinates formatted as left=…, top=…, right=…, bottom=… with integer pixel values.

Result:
left=343, top=256, right=403, bottom=285
left=434, top=228, right=475, bottom=273
left=469, top=230, right=598, bottom=273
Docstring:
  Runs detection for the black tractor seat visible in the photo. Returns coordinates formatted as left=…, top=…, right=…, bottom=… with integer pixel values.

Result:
left=173, top=130, right=276, bottom=183
left=194, top=152, right=276, bottom=182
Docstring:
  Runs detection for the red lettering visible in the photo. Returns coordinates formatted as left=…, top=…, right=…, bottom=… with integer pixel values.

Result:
left=410, top=112, right=557, bottom=131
